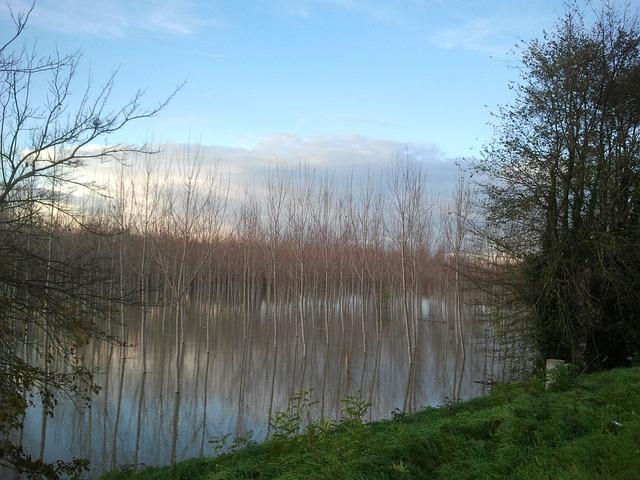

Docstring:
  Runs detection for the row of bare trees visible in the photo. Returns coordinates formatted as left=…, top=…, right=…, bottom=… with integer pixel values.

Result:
left=56, top=153, right=480, bottom=400
left=4, top=147, right=537, bottom=474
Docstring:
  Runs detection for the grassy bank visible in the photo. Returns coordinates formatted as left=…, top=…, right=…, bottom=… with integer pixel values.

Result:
left=102, top=367, right=640, bottom=479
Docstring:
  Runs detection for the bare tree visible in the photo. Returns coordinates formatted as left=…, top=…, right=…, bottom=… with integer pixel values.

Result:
left=265, top=169, right=287, bottom=436
left=388, top=158, right=427, bottom=412
left=0, top=5, right=177, bottom=477
left=441, top=170, right=472, bottom=400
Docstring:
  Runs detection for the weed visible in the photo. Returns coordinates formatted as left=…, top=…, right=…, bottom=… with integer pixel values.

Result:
left=207, top=433, right=231, bottom=455
left=391, top=408, right=408, bottom=422
left=230, top=431, right=255, bottom=451
left=340, top=392, right=370, bottom=425
left=269, top=390, right=317, bottom=439
left=391, top=459, right=409, bottom=474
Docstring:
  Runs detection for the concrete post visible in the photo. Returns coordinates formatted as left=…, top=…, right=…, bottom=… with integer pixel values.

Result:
left=545, top=358, right=566, bottom=390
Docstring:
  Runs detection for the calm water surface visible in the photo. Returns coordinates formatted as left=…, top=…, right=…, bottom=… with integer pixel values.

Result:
left=20, top=293, right=501, bottom=477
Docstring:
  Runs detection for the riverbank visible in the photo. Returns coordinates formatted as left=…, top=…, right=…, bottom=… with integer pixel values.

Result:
left=102, top=366, right=640, bottom=479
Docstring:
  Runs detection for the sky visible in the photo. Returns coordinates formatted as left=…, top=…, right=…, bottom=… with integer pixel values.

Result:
left=1, top=0, right=634, bottom=184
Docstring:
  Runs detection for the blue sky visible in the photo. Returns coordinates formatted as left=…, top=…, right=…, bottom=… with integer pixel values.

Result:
left=1, top=1, right=629, bottom=170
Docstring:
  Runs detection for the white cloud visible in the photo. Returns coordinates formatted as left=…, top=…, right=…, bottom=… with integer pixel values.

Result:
left=76, top=133, right=465, bottom=197
left=113, top=133, right=466, bottom=197
left=264, top=0, right=404, bottom=23
left=431, top=15, right=546, bottom=57
left=1, top=0, right=209, bottom=37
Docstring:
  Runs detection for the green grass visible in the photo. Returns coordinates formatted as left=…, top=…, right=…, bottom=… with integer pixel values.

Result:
left=102, top=367, right=640, bottom=479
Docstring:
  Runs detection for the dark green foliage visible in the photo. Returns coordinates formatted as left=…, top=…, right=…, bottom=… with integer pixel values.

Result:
left=0, top=364, right=92, bottom=478
left=547, top=362, right=581, bottom=392
left=478, top=3, right=640, bottom=368
left=103, top=367, right=640, bottom=480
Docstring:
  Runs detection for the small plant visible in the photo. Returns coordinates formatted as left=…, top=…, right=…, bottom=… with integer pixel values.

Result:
left=270, top=390, right=318, bottom=439
left=391, top=459, right=410, bottom=474
left=208, top=431, right=255, bottom=455
left=208, top=433, right=232, bottom=455
left=317, top=418, right=335, bottom=435
left=391, top=407, right=407, bottom=422
left=304, top=418, right=336, bottom=439
left=305, top=418, right=331, bottom=436
left=340, top=392, right=370, bottom=425
left=441, top=396, right=462, bottom=414
left=230, top=431, right=255, bottom=451
left=270, top=409, right=301, bottom=440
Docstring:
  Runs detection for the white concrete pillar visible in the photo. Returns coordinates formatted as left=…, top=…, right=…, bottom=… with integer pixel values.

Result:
left=545, top=358, right=566, bottom=389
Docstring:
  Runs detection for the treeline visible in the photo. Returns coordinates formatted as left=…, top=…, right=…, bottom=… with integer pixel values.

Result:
left=21, top=153, right=531, bottom=370
left=2, top=152, right=534, bottom=474
left=73, top=156, right=468, bottom=404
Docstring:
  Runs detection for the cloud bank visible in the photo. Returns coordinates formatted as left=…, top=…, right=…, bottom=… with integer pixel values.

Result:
left=108, top=133, right=469, bottom=201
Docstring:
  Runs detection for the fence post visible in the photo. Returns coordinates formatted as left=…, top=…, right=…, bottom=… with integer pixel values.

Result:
left=545, top=358, right=566, bottom=390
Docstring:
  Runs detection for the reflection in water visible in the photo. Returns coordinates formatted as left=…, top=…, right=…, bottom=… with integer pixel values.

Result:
left=20, top=293, right=502, bottom=477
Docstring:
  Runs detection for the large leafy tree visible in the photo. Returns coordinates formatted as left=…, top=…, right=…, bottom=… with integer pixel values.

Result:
left=0, top=5, right=173, bottom=478
left=478, top=3, right=640, bottom=369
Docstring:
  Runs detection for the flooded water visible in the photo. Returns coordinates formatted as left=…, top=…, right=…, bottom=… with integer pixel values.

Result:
left=18, top=293, right=502, bottom=477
